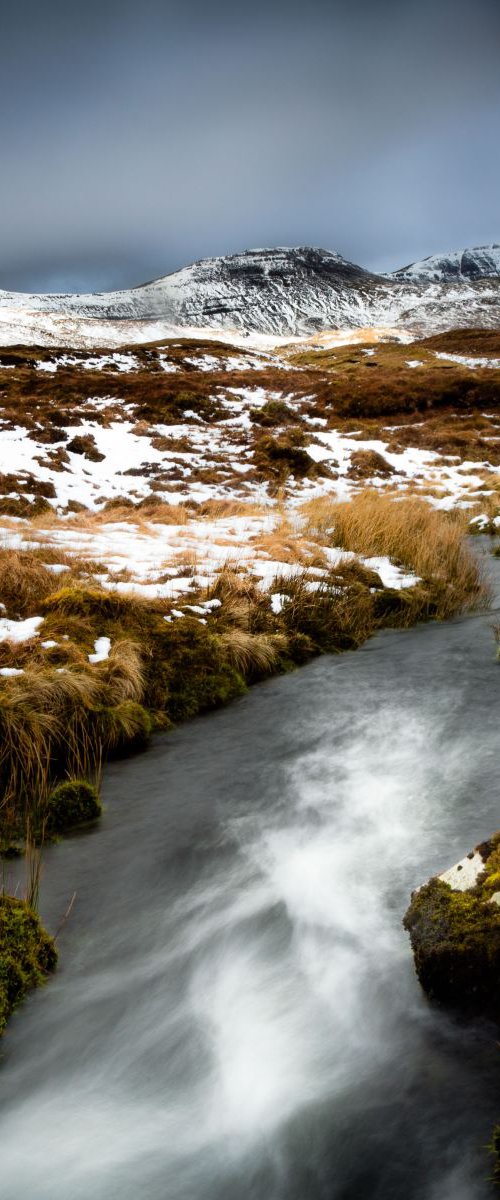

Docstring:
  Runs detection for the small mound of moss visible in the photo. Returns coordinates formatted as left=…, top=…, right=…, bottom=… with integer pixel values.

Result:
left=0, top=896, right=57, bottom=1035
left=46, top=779, right=102, bottom=834
left=249, top=399, right=296, bottom=427
left=404, top=834, right=500, bottom=1015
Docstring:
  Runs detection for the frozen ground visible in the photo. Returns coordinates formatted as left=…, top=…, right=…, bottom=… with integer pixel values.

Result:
left=0, top=328, right=498, bottom=604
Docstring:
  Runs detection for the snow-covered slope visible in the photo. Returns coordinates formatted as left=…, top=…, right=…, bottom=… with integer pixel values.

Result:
left=0, top=244, right=499, bottom=345
left=0, top=248, right=383, bottom=334
left=390, top=243, right=500, bottom=283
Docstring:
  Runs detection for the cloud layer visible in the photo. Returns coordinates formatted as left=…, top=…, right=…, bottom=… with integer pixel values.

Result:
left=1, top=0, right=499, bottom=290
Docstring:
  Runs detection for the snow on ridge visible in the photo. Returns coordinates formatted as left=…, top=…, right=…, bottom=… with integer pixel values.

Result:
left=390, top=243, right=500, bottom=284
left=1, top=243, right=499, bottom=345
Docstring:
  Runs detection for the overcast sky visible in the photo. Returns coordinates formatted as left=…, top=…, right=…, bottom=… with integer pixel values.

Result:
left=1, top=0, right=499, bottom=292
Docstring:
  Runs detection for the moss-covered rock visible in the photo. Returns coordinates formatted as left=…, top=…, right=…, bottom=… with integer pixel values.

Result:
left=404, top=833, right=500, bottom=1015
left=47, top=779, right=102, bottom=834
left=0, top=896, right=57, bottom=1035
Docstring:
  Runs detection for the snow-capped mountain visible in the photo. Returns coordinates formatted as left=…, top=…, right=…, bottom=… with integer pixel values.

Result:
left=0, top=244, right=499, bottom=346
left=389, top=244, right=500, bottom=284
left=0, top=248, right=382, bottom=331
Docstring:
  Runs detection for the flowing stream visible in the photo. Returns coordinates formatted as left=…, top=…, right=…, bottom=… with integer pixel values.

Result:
left=1, top=548, right=500, bottom=1199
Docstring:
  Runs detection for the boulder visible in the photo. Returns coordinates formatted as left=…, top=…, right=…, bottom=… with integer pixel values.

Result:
left=403, top=833, right=500, bottom=1016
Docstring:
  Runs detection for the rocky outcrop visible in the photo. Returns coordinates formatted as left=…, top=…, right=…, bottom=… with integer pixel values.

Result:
left=404, top=833, right=500, bottom=1016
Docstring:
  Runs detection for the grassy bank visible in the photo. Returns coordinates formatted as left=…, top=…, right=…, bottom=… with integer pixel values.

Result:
left=0, top=493, right=486, bottom=853
left=0, top=493, right=487, bottom=1033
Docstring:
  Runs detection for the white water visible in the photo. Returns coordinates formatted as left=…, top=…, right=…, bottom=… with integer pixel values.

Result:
left=1, top=560, right=500, bottom=1198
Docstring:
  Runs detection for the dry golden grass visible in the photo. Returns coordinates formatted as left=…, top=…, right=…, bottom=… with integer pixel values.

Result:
left=0, top=641, right=148, bottom=845
left=251, top=513, right=329, bottom=569
left=220, top=628, right=286, bottom=675
left=302, top=491, right=485, bottom=617
left=29, top=500, right=192, bottom=532
left=171, top=548, right=200, bottom=576
left=0, top=550, right=62, bottom=618
left=95, top=639, right=144, bottom=704
left=197, top=499, right=267, bottom=520
left=0, top=665, right=102, bottom=827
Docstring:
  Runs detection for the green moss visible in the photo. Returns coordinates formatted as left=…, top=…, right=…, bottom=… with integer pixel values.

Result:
left=249, top=399, right=296, bottom=427
left=41, top=586, right=146, bottom=623
left=0, top=896, right=57, bottom=1035
left=149, top=619, right=246, bottom=721
left=47, top=779, right=102, bottom=834
left=403, top=870, right=500, bottom=1014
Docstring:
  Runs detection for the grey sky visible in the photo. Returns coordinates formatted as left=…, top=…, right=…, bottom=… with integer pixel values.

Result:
left=1, top=0, right=499, bottom=292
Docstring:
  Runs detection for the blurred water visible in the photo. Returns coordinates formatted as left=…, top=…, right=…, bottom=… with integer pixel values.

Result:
left=1, top=546, right=500, bottom=1199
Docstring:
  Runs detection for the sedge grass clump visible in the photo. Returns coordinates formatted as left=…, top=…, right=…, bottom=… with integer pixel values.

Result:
left=272, top=569, right=375, bottom=654
left=220, top=628, right=288, bottom=680
left=0, top=895, right=57, bottom=1035
left=95, top=640, right=144, bottom=704
left=0, top=550, right=59, bottom=618
left=208, top=567, right=274, bottom=635
left=0, top=665, right=104, bottom=832
left=96, top=701, right=153, bottom=758
left=303, top=492, right=486, bottom=618
left=253, top=429, right=322, bottom=490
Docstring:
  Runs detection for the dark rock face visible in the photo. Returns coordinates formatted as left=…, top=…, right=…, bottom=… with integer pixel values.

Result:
left=404, top=833, right=500, bottom=1017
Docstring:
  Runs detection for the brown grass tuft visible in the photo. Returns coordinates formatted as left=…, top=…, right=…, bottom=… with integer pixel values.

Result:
left=302, top=492, right=486, bottom=617
left=220, top=628, right=286, bottom=675
left=0, top=551, right=59, bottom=618
left=95, top=639, right=144, bottom=704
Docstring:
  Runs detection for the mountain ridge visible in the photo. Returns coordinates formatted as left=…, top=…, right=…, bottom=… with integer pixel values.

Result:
left=0, top=243, right=499, bottom=344
left=388, top=243, right=500, bottom=284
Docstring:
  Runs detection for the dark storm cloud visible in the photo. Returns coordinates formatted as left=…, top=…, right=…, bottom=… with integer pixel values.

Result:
left=0, top=0, right=499, bottom=291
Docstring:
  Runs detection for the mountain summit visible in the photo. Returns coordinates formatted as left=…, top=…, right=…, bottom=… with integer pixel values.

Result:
left=0, top=243, right=499, bottom=344
left=389, top=244, right=500, bottom=283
